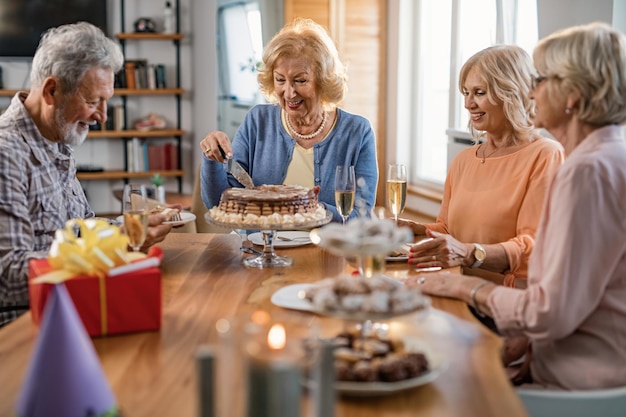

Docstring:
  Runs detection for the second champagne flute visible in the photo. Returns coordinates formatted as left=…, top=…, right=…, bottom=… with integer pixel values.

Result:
left=386, top=164, right=407, bottom=222
left=334, top=165, right=356, bottom=225
left=122, top=183, right=149, bottom=252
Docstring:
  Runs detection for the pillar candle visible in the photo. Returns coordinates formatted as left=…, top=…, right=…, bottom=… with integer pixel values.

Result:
left=246, top=323, right=301, bottom=417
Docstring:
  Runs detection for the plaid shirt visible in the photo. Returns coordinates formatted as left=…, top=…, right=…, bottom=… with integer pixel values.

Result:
left=0, top=93, right=93, bottom=327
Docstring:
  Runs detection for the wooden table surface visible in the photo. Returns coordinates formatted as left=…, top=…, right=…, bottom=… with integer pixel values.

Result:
left=0, top=233, right=528, bottom=417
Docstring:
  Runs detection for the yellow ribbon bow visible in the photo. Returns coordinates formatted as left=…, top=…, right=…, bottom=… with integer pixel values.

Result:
left=33, top=218, right=146, bottom=284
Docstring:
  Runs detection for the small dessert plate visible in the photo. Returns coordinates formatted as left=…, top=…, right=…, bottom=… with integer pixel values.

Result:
left=116, top=211, right=195, bottom=226
left=248, top=231, right=312, bottom=248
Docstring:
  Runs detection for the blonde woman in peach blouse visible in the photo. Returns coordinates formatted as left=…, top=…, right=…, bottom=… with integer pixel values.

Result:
left=401, top=45, right=564, bottom=288
left=411, top=22, right=626, bottom=390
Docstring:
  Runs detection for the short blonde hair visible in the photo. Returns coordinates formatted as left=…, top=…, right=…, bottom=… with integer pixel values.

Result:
left=257, top=18, right=348, bottom=109
left=533, top=22, right=626, bottom=125
left=459, top=45, right=536, bottom=143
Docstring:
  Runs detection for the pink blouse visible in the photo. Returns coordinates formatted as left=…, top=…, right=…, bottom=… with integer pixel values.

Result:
left=489, top=125, right=626, bottom=389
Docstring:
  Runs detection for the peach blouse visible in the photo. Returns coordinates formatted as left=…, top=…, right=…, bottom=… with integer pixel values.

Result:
left=425, top=137, right=564, bottom=286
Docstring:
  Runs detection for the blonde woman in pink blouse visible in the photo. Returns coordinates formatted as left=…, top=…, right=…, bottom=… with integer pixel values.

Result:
left=410, top=22, right=626, bottom=390
left=401, top=45, right=564, bottom=288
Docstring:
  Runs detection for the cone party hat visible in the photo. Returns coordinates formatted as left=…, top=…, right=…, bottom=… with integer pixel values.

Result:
left=14, top=283, right=118, bottom=417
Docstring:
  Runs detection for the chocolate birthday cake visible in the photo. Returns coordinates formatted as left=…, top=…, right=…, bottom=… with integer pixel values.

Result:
left=208, top=184, right=326, bottom=227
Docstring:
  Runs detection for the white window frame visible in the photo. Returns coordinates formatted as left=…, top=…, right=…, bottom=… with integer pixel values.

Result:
left=388, top=0, right=538, bottom=199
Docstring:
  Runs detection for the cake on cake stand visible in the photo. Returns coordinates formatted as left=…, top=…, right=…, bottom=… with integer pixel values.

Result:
left=205, top=212, right=332, bottom=268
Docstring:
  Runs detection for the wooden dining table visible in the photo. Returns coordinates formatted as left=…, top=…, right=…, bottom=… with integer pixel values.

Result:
left=0, top=233, right=529, bottom=417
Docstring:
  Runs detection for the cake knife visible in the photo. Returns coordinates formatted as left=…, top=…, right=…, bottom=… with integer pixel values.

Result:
left=218, top=145, right=255, bottom=189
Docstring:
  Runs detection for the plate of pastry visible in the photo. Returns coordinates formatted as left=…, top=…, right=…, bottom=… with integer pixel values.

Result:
left=304, top=331, right=448, bottom=396
left=271, top=275, right=430, bottom=321
left=333, top=353, right=448, bottom=396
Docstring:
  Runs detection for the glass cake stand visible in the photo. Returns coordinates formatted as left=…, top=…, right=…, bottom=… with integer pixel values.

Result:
left=309, top=218, right=413, bottom=277
left=205, top=211, right=332, bottom=268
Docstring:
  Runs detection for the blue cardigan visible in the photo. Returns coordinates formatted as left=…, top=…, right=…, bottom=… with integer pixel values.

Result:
left=201, top=104, right=378, bottom=223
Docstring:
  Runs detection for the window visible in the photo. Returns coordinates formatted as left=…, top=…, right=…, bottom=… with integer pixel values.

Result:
left=393, top=0, right=538, bottom=188
left=217, top=2, right=264, bottom=103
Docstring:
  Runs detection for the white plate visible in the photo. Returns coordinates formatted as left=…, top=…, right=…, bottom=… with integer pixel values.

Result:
left=116, top=211, right=196, bottom=226
left=385, top=243, right=412, bottom=262
left=270, top=283, right=316, bottom=312
left=248, top=231, right=312, bottom=248
left=333, top=354, right=448, bottom=396
left=271, top=282, right=430, bottom=322
left=163, top=211, right=196, bottom=225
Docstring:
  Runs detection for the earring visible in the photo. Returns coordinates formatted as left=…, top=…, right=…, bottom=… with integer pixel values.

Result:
left=565, top=108, right=572, bottom=115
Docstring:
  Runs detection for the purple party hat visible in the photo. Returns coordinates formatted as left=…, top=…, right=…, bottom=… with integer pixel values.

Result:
left=14, top=283, right=118, bottom=417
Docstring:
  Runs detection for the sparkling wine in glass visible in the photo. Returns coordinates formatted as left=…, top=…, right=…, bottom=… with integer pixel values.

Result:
left=122, top=183, right=149, bottom=252
left=334, top=165, right=356, bottom=225
left=386, top=164, right=407, bottom=222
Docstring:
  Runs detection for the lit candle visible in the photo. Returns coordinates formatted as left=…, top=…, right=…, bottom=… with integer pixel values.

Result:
left=246, top=323, right=301, bottom=417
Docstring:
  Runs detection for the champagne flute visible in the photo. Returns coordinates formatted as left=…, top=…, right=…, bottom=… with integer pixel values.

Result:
left=334, top=165, right=356, bottom=225
left=122, top=183, right=149, bottom=252
left=386, top=164, right=407, bottom=222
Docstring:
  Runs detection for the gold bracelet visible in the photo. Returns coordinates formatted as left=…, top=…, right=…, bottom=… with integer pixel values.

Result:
left=469, top=281, right=491, bottom=317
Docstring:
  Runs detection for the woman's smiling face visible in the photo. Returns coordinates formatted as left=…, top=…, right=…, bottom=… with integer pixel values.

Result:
left=273, top=56, right=321, bottom=121
left=462, top=67, right=507, bottom=136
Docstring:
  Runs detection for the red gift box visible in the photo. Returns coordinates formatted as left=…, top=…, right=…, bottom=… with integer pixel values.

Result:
left=28, top=247, right=162, bottom=337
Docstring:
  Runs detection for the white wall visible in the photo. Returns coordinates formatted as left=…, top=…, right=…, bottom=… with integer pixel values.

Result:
left=190, top=0, right=219, bottom=180
left=537, top=0, right=626, bottom=37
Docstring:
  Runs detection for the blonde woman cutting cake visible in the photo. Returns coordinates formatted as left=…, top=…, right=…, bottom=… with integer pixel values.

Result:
left=200, top=18, right=378, bottom=223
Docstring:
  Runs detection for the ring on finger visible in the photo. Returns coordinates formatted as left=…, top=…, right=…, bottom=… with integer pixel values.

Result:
left=204, top=147, right=211, bottom=155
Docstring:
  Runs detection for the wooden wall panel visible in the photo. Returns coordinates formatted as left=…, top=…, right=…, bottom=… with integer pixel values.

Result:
left=284, top=0, right=331, bottom=28
left=284, top=0, right=387, bottom=204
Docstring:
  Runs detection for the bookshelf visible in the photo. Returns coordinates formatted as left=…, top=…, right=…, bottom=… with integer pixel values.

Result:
left=0, top=0, right=187, bottom=204
left=82, top=0, right=186, bottom=190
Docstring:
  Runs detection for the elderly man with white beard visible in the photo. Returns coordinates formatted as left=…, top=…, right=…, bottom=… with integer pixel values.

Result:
left=0, top=22, right=174, bottom=327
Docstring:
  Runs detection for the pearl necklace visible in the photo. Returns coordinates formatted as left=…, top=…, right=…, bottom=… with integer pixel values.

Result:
left=285, top=111, right=328, bottom=140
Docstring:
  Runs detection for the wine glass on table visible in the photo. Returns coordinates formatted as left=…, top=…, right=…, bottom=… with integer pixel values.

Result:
left=386, top=164, right=407, bottom=223
left=334, top=165, right=356, bottom=225
left=122, top=183, right=149, bottom=252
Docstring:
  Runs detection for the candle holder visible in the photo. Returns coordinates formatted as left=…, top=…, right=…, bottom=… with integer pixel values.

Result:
left=213, top=311, right=319, bottom=417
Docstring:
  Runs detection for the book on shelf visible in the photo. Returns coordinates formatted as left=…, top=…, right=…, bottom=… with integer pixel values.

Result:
left=113, top=105, right=125, bottom=131
left=129, top=140, right=179, bottom=172
left=134, top=60, right=149, bottom=89
left=116, top=60, right=167, bottom=90
left=155, top=64, right=167, bottom=89
left=147, top=64, right=157, bottom=89
left=124, top=61, right=137, bottom=89
left=126, top=137, right=141, bottom=172
left=164, top=143, right=178, bottom=170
